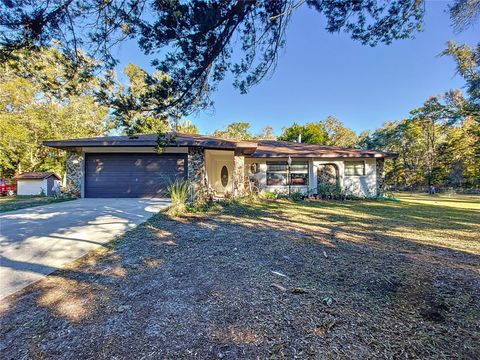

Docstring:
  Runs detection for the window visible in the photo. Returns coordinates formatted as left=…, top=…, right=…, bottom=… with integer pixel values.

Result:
left=266, top=161, right=309, bottom=186
left=290, top=161, right=309, bottom=185
left=266, top=162, right=287, bottom=186
left=221, top=166, right=229, bottom=187
left=344, top=161, right=365, bottom=176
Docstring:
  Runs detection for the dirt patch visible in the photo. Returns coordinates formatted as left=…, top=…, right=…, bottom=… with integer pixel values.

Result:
left=1, top=197, right=479, bottom=359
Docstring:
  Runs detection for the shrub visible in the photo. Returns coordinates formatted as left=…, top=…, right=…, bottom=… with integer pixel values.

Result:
left=241, top=191, right=259, bottom=203
left=167, top=179, right=192, bottom=215
left=290, top=191, right=304, bottom=202
left=259, top=190, right=277, bottom=200
left=378, top=192, right=400, bottom=202
left=316, top=182, right=344, bottom=200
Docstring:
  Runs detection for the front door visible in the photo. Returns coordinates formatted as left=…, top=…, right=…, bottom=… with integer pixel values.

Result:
left=213, top=159, right=233, bottom=194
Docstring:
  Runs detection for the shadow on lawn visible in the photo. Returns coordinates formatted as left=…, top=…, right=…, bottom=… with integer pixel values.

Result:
left=0, top=198, right=479, bottom=358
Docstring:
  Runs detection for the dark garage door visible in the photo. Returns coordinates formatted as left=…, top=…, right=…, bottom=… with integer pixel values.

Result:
left=85, top=153, right=187, bottom=198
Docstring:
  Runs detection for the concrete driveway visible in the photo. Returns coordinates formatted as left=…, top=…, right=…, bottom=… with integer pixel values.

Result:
left=0, top=198, right=170, bottom=299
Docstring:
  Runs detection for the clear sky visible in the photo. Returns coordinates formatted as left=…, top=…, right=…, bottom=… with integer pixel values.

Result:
left=114, top=1, right=479, bottom=135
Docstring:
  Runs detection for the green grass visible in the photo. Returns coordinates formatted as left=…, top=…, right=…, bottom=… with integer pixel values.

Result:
left=0, top=196, right=75, bottom=212
left=0, top=195, right=43, bottom=204
left=222, top=192, right=480, bottom=255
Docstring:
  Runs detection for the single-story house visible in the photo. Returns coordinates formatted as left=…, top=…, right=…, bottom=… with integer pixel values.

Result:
left=43, top=133, right=397, bottom=198
left=14, top=172, right=61, bottom=196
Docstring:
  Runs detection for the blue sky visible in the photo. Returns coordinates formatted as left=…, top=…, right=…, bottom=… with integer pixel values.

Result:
left=114, top=1, right=479, bottom=135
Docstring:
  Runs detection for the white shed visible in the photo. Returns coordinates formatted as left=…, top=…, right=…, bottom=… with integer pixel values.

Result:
left=14, top=172, right=61, bottom=196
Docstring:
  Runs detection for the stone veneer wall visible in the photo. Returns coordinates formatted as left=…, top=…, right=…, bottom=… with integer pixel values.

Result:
left=66, top=150, right=84, bottom=197
left=187, top=147, right=207, bottom=200
left=233, top=154, right=245, bottom=196
left=376, top=158, right=385, bottom=196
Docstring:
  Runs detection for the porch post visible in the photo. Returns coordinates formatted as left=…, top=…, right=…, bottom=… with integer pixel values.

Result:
left=187, top=147, right=207, bottom=200
left=233, top=151, right=245, bottom=197
left=376, top=158, right=385, bottom=196
left=65, top=149, right=84, bottom=198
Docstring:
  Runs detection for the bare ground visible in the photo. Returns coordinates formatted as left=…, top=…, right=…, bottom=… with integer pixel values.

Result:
left=1, top=194, right=479, bottom=359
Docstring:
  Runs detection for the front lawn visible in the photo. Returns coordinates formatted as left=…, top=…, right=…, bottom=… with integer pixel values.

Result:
left=0, top=196, right=74, bottom=213
left=1, top=194, right=479, bottom=358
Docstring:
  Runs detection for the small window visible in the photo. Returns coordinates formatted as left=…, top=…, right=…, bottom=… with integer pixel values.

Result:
left=345, top=161, right=365, bottom=176
left=221, top=166, right=229, bottom=187
left=290, top=161, right=309, bottom=185
left=267, top=162, right=288, bottom=186
left=266, top=161, right=309, bottom=186
left=250, top=163, right=260, bottom=174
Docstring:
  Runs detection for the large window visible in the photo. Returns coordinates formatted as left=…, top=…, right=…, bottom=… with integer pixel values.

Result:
left=290, top=162, right=309, bottom=185
left=266, top=161, right=309, bottom=186
left=344, top=161, right=365, bottom=176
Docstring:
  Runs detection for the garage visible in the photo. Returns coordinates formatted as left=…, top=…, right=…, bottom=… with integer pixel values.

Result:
left=85, top=153, right=187, bottom=198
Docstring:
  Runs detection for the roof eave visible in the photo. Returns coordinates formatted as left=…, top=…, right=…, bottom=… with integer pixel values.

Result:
left=382, top=152, right=399, bottom=159
left=14, top=173, right=61, bottom=180
left=249, top=153, right=397, bottom=158
left=43, top=140, right=259, bottom=153
left=43, top=140, right=159, bottom=149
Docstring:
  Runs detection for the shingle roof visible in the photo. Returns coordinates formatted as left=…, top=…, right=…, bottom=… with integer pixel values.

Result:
left=14, top=172, right=61, bottom=180
left=43, top=133, right=397, bottom=158
left=43, top=133, right=258, bottom=153
left=252, top=140, right=397, bottom=158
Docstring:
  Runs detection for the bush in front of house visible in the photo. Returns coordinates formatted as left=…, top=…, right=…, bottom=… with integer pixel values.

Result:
left=259, top=190, right=277, bottom=200
left=290, top=191, right=304, bottom=202
left=167, top=179, right=193, bottom=215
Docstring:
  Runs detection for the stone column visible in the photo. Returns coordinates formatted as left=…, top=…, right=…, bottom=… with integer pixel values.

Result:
left=233, top=152, right=245, bottom=197
left=66, top=150, right=84, bottom=197
left=187, top=147, right=206, bottom=200
left=376, top=158, right=385, bottom=196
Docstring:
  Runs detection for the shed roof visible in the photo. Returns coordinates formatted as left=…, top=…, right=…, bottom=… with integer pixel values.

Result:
left=14, top=172, right=61, bottom=180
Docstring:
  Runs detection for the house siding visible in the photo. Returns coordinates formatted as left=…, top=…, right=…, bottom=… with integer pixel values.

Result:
left=341, top=158, right=377, bottom=196
left=246, top=157, right=380, bottom=197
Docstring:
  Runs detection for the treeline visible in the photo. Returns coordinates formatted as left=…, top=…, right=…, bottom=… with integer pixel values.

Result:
left=0, top=48, right=110, bottom=178
left=360, top=94, right=479, bottom=189
left=209, top=105, right=479, bottom=190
